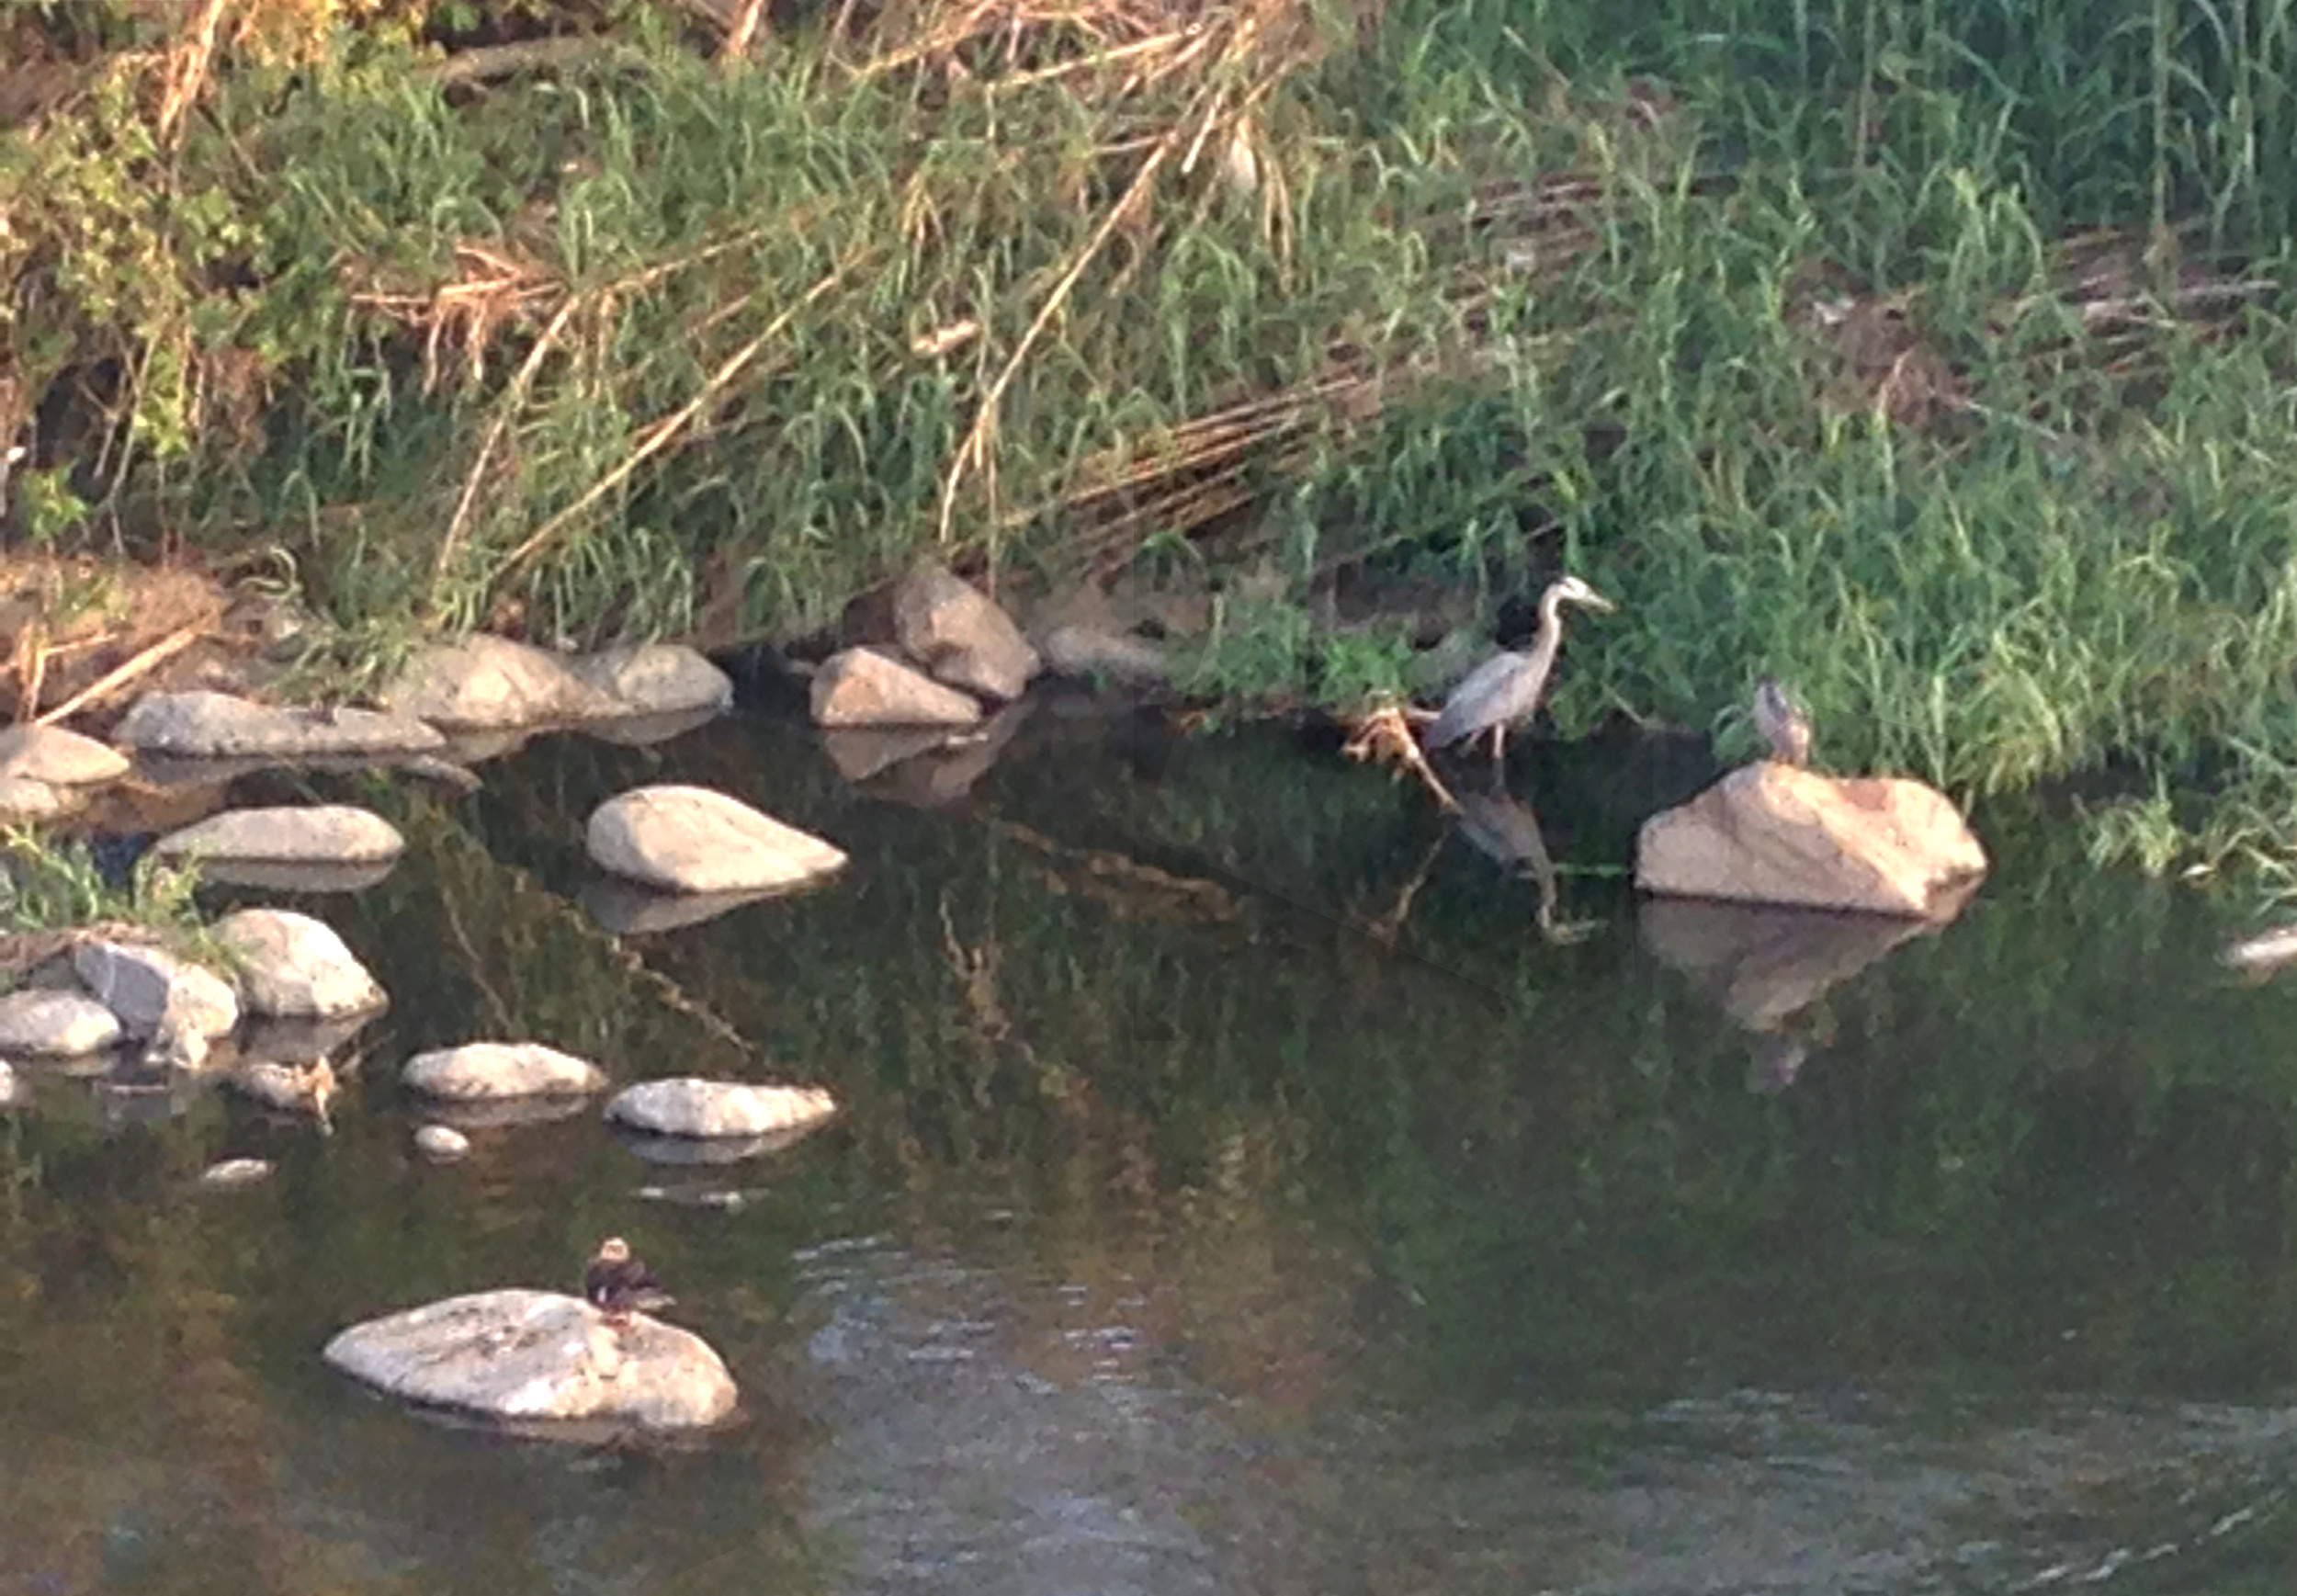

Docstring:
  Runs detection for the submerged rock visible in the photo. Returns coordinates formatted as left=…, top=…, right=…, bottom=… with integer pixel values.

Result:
left=0, top=989, right=125, bottom=1057
left=73, top=939, right=239, bottom=1041
left=568, top=643, right=733, bottom=717
left=819, top=725, right=957, bottom=784
left=0, top=724, right=130, bottom=786
left=381, top=635, right=618, bottom=729
left=227, top=1059, right=337, bottom=1124
left=414, top=1123, right=471, bottom=1161
left=581, top=705, right=727, bottom=749
left=581, top=878, right=775, bottom=936
left=239, top=1011, right=380, bottom=1068
left=112, top=691, right=445, bottom=759
left=1035, top=622, right=1170, bottom=689
left=213, top=909, right=388, bottom=1019
left=586, top=785, right=846, bottom=895
left=605, top=1077, right=838, bottom=1140
left=893, top=563, right=1041, bottom=702
left=810, top=648, right=983, bottom=729
left=1635, top=762, right=1988, bottom=918
left=2223, top=923, right=2297, bottom=977
left=323, top=1289, right=738, bottom=1431
left=153, top=804, right=404, bottom=866
left=0, top=1060, right=21, bottom=1110
left=198, top=1157, right=276, bottom=1188
left=402, top=1041, right=608, bottom=1101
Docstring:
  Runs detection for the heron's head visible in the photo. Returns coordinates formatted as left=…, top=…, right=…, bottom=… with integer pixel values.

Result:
left=1553, top=574, right=1616, bottom=614
left=597, top=1237, right=631, bottom=1264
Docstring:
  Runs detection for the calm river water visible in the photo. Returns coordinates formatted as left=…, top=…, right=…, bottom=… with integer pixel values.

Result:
left=5, top=693, right=2297, bottom=1594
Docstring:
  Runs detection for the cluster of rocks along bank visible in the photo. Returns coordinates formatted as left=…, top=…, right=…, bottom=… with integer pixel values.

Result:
left=0, top=635, right=733, bottom=827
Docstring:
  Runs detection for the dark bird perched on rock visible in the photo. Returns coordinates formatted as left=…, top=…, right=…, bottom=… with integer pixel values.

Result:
left=584, top=1237, right=673, bottom=1325
left=1752, top=675, right=1814, bottom=767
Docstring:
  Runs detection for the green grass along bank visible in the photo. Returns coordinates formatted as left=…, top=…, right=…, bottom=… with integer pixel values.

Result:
left=12, top=0, right=2297, bottom=877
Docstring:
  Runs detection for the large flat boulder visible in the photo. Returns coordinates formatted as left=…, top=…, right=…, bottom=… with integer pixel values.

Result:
left=605, top=1077, right=838, bottom=1139
left=402, top=1041, right=607, bottom=1100
left=0, top=989, right=124, bottom=1056
left=893, top=563, right=1041, bottom=702
left=214, top=909, right=388, bottom=1019
left=568, top=643, right=733, bottom=717
left=73, top=939, right=240, bottom=1041
left=1635, top=762, right=1988, bottom=918
left=586, top=785, right=846, bottom=894
left=153, top=804, right=405, bottom=865
left=810, top=648, right=982, bottom=729
left=323, top=1289, right=737, bottom=1431
left=0, top=725, right=130, bottom=786
left=113, top=692, right=445, bottom=758
left=381, top=635, right=618, bottom=729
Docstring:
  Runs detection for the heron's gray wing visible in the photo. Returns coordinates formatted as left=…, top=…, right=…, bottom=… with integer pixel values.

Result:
left=1426, top=652, right=1525, bottom=749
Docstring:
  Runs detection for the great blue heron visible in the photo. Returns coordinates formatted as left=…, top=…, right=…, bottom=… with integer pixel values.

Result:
left=1423, top=575, right=1616, bottom=764
left=1752, top=675, right=1813, bottom=767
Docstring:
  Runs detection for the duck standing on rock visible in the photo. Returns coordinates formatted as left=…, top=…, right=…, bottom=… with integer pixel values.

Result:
left=1752, top=675, right=1814, bottom=767
left=584, top=1237, right=673, bottom=1327
left=1422, top=575, right=1616, bottom=768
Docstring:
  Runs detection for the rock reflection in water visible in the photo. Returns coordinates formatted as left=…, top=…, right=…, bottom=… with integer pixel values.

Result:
left=1639, top=895, right=1961, bottom=1092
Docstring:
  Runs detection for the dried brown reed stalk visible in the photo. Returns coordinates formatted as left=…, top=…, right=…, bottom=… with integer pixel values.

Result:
left=898, top=0, right=1321, bottom=549
left=34, top=623, right=204, bottom=726
left=488, top=257, right=857, bottom=586
left=719, top=0, right=772, bottom=62
left=427, top=224, right=776, bottom=607
left=155, top=0, right=233, bottom=147
left=350, top=241, right=565, bottom=399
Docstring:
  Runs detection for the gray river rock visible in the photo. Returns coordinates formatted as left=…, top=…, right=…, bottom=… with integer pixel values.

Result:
left=112, top=691, right=445, bottom=759
left=585, top=784, right=847, bottom=894
left=213, top=908, right=388, bottom=1019
left=154, top=803, right=405, bottom=865
left=0, top=724, right=130, bottom=786
left=382, top=635, right=618, bottom=728
left=811, top=647, right=984, bottom=728
left=402, top=1041, right=608, bottom=1100
left=566, top=642, right=734, bottom=716
left=72, top=939, right=238, bottom=1041
left=0, top=988, right=124, bottom=1056
left=893, top=562, right=1042, bottom=703
left=605, top=1076, right=838, bottom=1139
left=323, top=1289, right=738, bottom=1431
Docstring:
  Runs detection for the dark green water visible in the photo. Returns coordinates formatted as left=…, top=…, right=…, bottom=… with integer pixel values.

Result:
left=6, top=697, right=2297, bottom=1594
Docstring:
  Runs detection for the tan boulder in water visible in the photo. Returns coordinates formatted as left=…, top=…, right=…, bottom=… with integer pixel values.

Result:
left=323, top=1289, right=736, bottom=1432
left=1635, top=761, right=1986, bottom=918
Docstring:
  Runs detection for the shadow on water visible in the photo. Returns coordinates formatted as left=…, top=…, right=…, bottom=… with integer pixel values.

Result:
left=6, top=696, right=2297, bottom=1591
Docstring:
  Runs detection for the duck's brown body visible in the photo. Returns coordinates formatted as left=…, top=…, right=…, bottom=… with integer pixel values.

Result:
left=584, top=1237, right=672, bottom=1324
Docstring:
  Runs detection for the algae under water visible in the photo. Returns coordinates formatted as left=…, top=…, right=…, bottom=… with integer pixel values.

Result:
left=4, top=703, right=2297, bottom=1593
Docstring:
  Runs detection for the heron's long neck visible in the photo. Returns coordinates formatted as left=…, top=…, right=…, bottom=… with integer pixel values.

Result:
left=1522, top=588, right=1568, bottom=679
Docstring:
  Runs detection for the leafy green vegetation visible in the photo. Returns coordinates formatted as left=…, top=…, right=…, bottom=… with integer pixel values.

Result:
left=0, top=828, right=203, bottom=945
left=16, top=0, right=2297, bottom=872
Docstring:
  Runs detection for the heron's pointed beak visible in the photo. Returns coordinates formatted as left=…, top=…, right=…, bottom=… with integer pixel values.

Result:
left=1578, top=587, right=1618, bottom=614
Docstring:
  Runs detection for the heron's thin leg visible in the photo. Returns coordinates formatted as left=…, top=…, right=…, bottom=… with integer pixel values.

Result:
left=1492, top=723, right=1508, bottom=765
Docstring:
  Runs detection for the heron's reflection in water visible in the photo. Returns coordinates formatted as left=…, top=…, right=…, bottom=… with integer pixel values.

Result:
left=1452, top=786, right=1599, bottom=945
left=1360, top=779, right=1596, bottom=948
